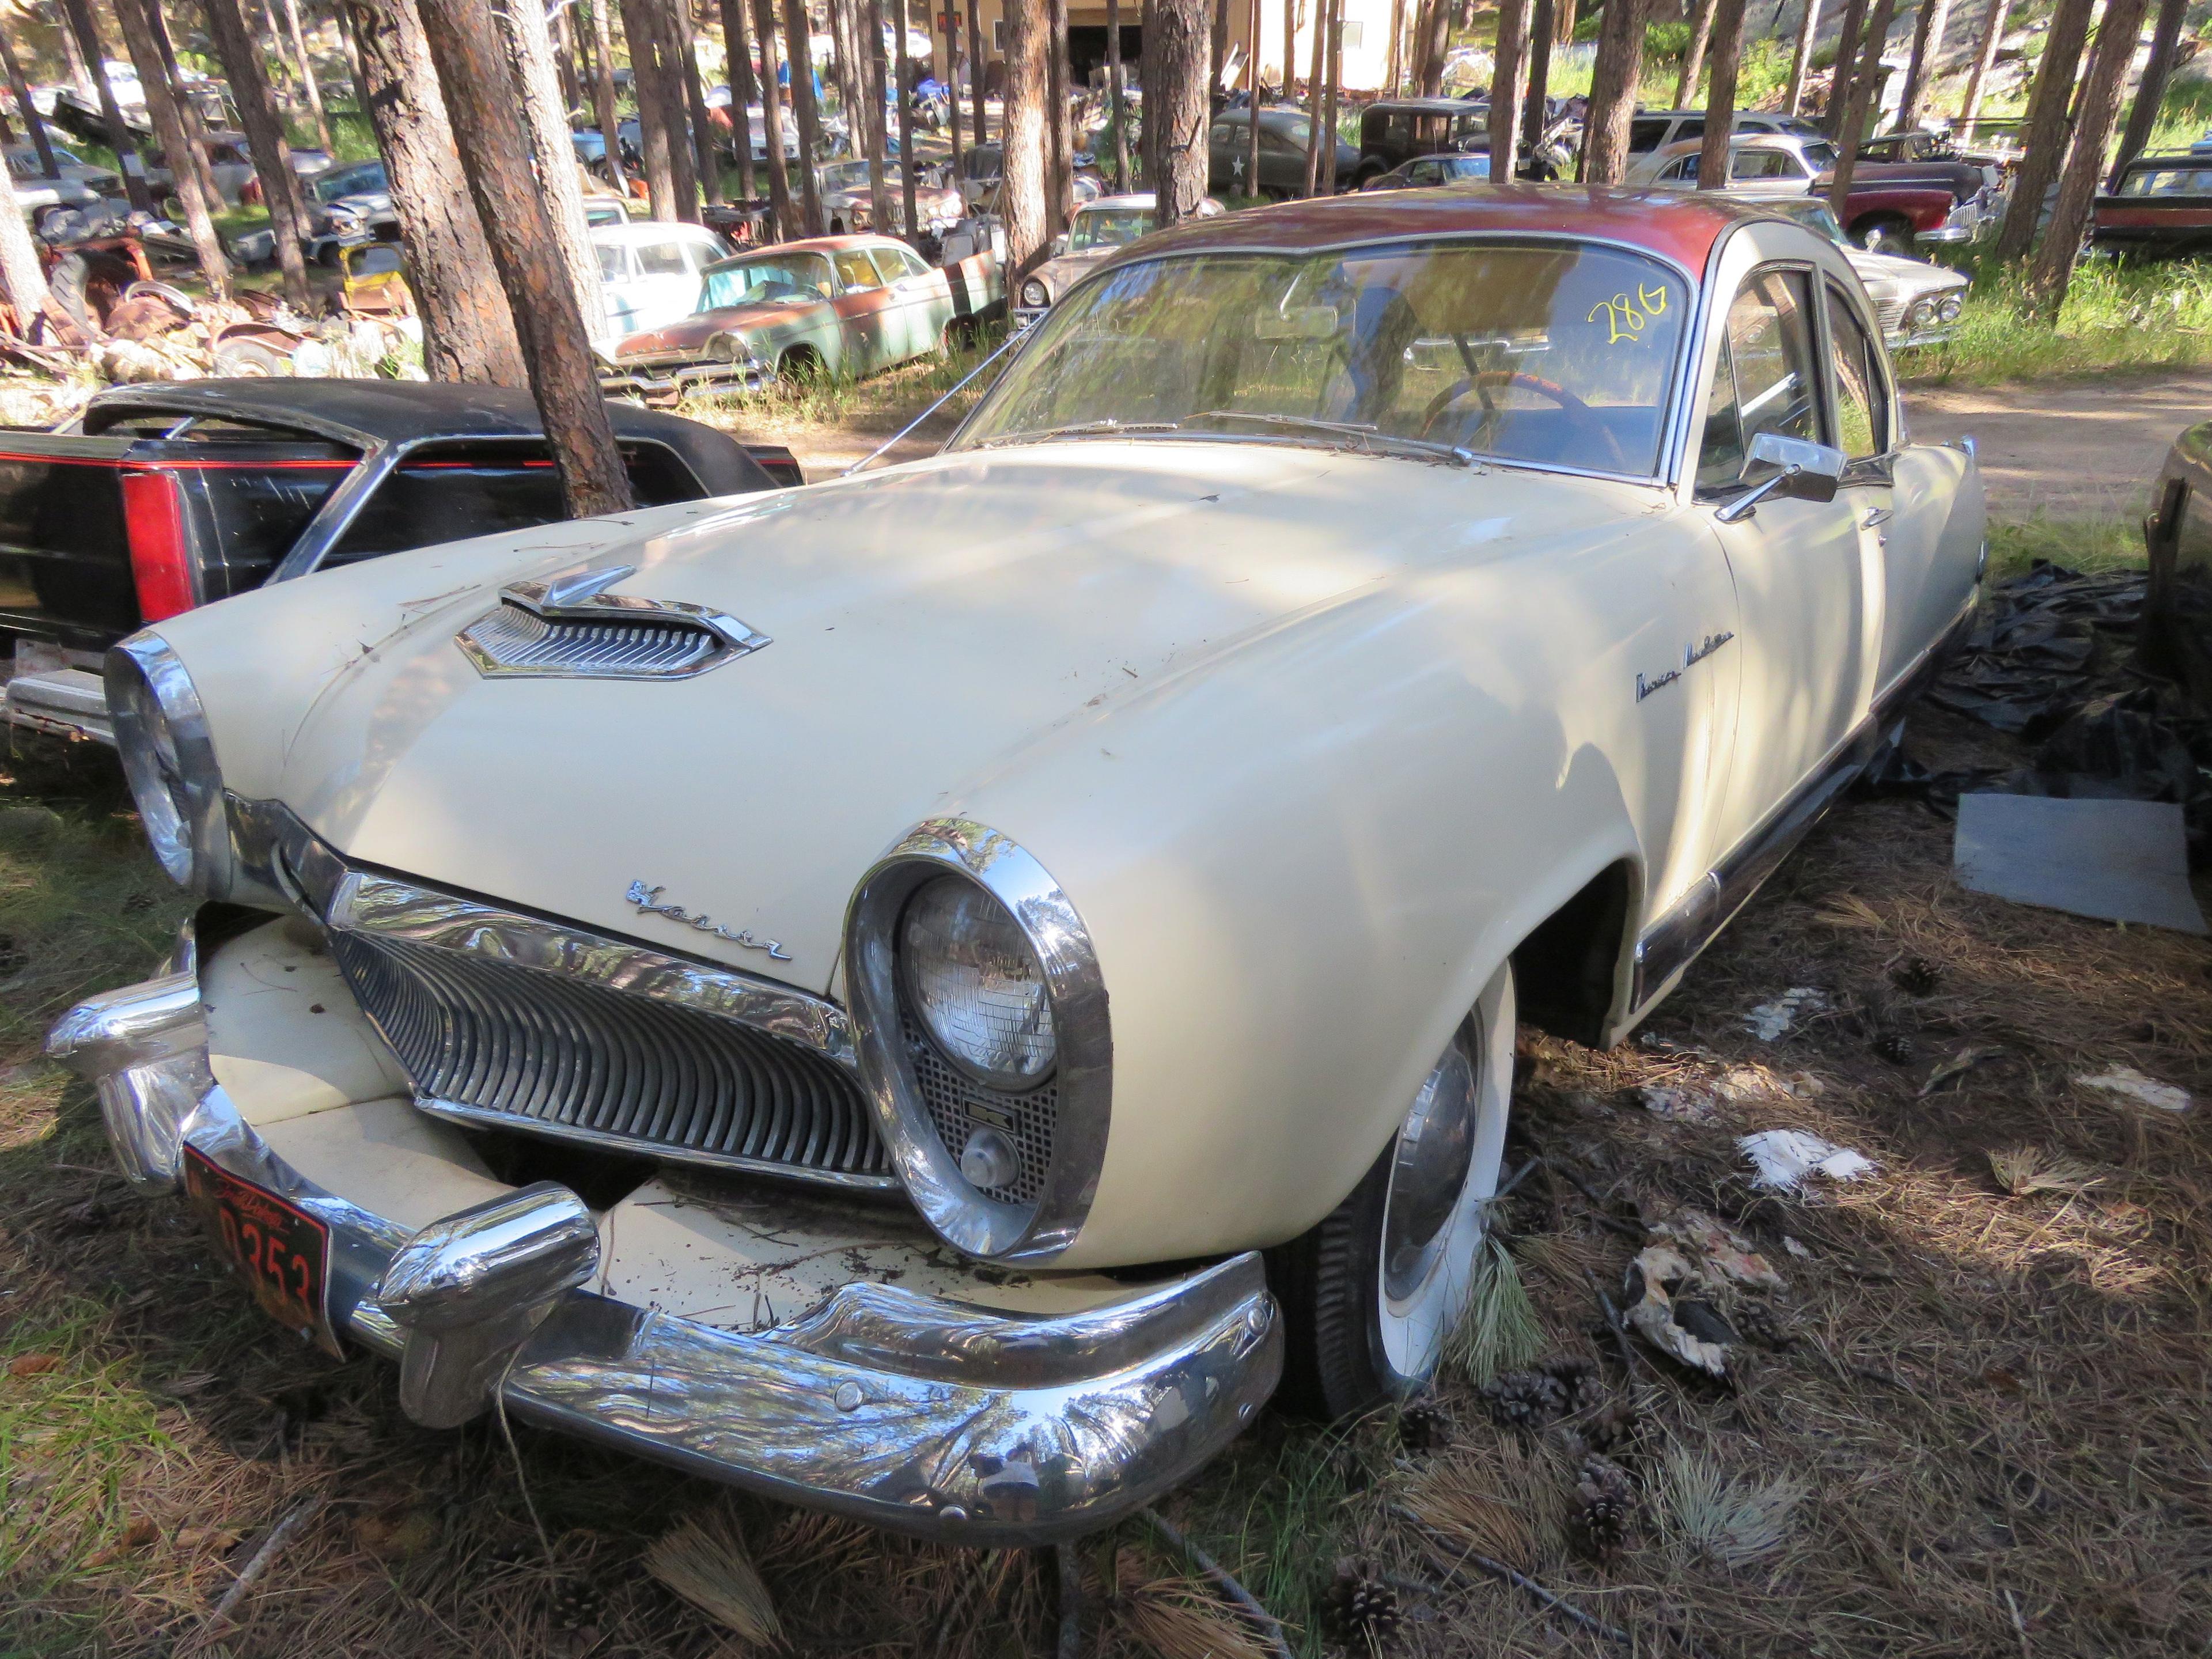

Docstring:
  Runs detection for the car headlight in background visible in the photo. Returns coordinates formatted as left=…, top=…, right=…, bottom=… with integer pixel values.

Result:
left=106, top=633, right=230, bottom=895
left=1937, top=293, right=1964, bottom=322
left=1020, top=278, right=1048, bottom=308
left=1905, top=297, right=1937, bottom=330
left=846, top=819, right=1110, bottom=1263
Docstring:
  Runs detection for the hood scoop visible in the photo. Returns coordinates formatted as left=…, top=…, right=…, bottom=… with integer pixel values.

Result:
left=456, top=560, right=771, bottom=681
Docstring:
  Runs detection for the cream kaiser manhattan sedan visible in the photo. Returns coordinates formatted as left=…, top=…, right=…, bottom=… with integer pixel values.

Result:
left=54, top=190, right=1983, bottom=1544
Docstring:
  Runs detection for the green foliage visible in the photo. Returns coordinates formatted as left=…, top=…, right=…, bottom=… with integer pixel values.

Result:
left=1443, top=1236, right=1543, bottom=1386
left=1985, top=513, right=2147, bottom=581
left=1903, top=255, right=2212, bottom=386
left=2147, top=71, right=2212, bottom=153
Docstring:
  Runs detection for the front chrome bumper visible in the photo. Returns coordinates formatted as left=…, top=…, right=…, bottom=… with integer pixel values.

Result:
left=48, top=914, right=1282, bottom=1544
left=3, top=667, right=115, bottom=746
left=597, top=358, right=777, bottom=400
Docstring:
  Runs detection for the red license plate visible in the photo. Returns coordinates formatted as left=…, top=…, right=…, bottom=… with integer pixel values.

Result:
left=181, top=1146, right=342, bottom=1358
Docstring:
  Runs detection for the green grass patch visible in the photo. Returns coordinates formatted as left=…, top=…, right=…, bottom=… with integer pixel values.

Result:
left=1900, top=256, right=2212, bottom=387
left=1984, top=511, right=2147, bottom=581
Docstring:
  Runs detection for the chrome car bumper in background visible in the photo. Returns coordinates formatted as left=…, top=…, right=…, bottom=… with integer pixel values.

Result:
left=2, top=667, right=115, bottom=745
left=47, top=915, right=1282, bottom=1544
left=597, top=359, right=777, bottom=400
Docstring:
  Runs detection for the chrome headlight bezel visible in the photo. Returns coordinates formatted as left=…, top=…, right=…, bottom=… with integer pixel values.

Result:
left=105, top=632, right=233, bottom=896
left=1020, top=278, right=1050, bottom=308
left=846, top=819, right=1110, bottom=1264
left=1937, top=291, right=1964, bottom=322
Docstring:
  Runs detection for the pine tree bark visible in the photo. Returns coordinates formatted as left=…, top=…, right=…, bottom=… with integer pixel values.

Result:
left=2028, top=0, right=2152, bottom=315
left=1146, top=0, right=1210, bottom=222
left=58, top=0, right=154, bottom=211
left=749, top=0, right=793, bottom=234
left=943, top=5, right=963, bottom=186
left=1783, top=0, right=1821, bottom=112
left=345, top=0, right=524, bottom=383
left=965, top=0, right=983, bottom=143
left=588, top=0, right=628, bottom=192
left=1896, top=0, right=1949, bottom=128
left=411, top=0, right=631, bottom=514
left=1991, top=0, right=2093, bottom=260
left=1696, top=0, right=1745, bottom=185
left=1282, top=0, right=1297, bottom=100
left=1522, top=0, right=1555, bottom=150
left=0, top=29, right=59, bottom=179
left=1957, top=0, right=2008, bottom=125
left=1045, top=0, right=1069, bottom=233
left=723, top=0, right=756, bottom=201
left=863, top=0, right=892, bottom=228
left=499, top=0, right=608, bottom=340
left=676, top=2, right=724, bottom=204
left=113, top=0, right=229, bottom=296
left=0, top=153, right=62, bottom=331
left=202, top=0, right=312, bottom=306
left=1674, top=0, right=1719, bottom=107
left=1821, top=0, right=1868, bottom=131
left=1490, top=0, right=1529, bottom=177
left=1385, top=0, right=1406, bottom=91
left=1108, top=0, right=1128, bottom=188
left=2112, top=0, right=2186, bottom=183
left=620, top=0, right=684, bottom=219
left=152, top=0, right=223, bottom=207
left=1582, top=0, right=1653, bottom=182
left=1001, top=0, right=1047, bottom=270
left=1301, top=0, right=1327, bottom=191
left=280, top=0, right=334, bottom=147
left=1248, top=0, right=1264, bottom=181
left=1416, top=0, right=1451, bottom=94
left=1320, top=0, right=1341, bottom=190
left=895, top=0, right=919, bottom=232
left=784, top=0, right=824, bottom=230
left=1825, top=0, right=1897, bottom=212
left=1210, top=0, right=1231, bottom=104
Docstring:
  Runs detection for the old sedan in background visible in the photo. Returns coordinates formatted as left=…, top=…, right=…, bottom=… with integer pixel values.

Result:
left=1635, top=134, right=1992, bottom=250
left=817, top=159, right=964, bottom=237
left=1012, top=193, right=1223, bottom=325
left=1362, top=151, right=1493, bottom=191
left=592, top=220, right=733, bottom=337
left=1756, top=196, right=1968, bottom=348
left=58, top=190, right=1980, bottom=1544
left=600, top=232, right=1002, bottom=400
left=2093, top=154, right=2212, bottom=260
left=1207, top=105, right=1359, bottom=198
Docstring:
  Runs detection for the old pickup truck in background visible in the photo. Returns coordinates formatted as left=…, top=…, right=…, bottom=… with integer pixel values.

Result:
left=0, top=380, right=797, bottom=745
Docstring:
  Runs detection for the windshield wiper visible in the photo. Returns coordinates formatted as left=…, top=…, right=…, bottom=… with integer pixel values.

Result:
left=1183, top=410, right=1476, bottom=467
left=977, top=418, right=1184, bottom=448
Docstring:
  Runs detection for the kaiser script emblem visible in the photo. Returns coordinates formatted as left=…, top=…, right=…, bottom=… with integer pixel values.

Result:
left=626, top=880, right=793, bottom=961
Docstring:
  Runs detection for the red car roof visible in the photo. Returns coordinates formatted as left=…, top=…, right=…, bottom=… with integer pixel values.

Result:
left=1109, top=185, right=1764, bottom=278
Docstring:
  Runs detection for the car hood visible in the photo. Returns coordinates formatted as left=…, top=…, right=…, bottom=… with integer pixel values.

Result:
left=1031, top=247, right=1115, bottom=294
left=1849, top=247, right=1965, bottom=296
left=202, top=441, right=1654, bottom=995
left=613, top=298, right=806, bottom=357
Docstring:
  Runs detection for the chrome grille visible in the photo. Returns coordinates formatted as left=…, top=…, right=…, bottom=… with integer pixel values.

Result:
left=902, top=1010, right=1056, bottom=1206
left=330, top=929, right=893, bottom=1185
left=1874, top=296, right=1906, bottom=340
left=457, top=603, right=725, bottom=678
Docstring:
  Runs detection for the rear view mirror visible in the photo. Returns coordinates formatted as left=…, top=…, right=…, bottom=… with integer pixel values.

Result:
left=1715, top=431, right=1846, bottom=522
left=1254, top=304, right=1339, bottom=340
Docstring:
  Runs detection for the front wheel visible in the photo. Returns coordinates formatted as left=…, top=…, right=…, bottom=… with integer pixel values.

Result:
left=1268, top=963, right=1516, bottom=1418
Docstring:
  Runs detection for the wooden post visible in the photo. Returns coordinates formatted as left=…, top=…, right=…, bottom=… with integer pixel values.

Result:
left=1825, top=0, right=1897, bottom=215
left=1696, top=0, right=1745, bottom=187
left=588, top=0, right=628, bottom=192
left=1581, top=0, right=1653, bottom=183
left=1674, top=0, right=1718, bottom=107
left=1956, top=0, right=2009, bottom=127
left=785, top=0, right=825, bottom=230
left=1991, top=0, right=2093, bottom=260
left=1002, top=0, right=1047, bottom=270
left=281, top=0, right=334, bottom=147
left=1783, top=0, right=1821, bottom=113
left=201, top=0, right=313, bottom=307
left=2027, top=0, right=2153, bottom=316
left=113, top=0, right=229, bottom=296
left=895, top=0, right=918, bottom=234
left=411, top=0, right=634, bottom=516
left=0, top=27, right=62, bottom=179
left=750, top=0, right=794, bottom=235
left=1490, top=0, right=1530, bottom=180
left=1384, top=0, right=1405, bottom=92
left=1248, top=0, right=1264, bottom=187
left=1896, top=0, right=1950, bottom=129
left=2111, top=0, right=2187, bottom=184
left=1282, top=0, right=1296, bottom=104
left=58, top=0, right=154, bottom=211
left=344, top=0, right=526, bottom=383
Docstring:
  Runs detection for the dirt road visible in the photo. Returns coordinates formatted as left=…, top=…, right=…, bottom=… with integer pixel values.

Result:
left=786, top=368, right=2212, bottom=518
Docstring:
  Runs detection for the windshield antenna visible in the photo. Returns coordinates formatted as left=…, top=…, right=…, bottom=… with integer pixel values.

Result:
left=842, top=320, right=1033, bottom=478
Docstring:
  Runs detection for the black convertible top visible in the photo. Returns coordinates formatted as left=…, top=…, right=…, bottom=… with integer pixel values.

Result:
left=81, top=379, right=771, bottom=495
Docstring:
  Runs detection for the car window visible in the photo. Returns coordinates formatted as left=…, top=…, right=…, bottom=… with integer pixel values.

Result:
left=834, top=248, right=884, bottom=289
left=1664, top=156, right=1696, bottom=182
left=1209, top=120, right=1236, bottom=146
left=1733, top=149, right=1794, bottom=180
left=2120, top=166, right=2212, bottom=196
left=1446, top=154, right=1490, bottom=179
left=1698, top=268, right=1821, bottom=492
left=1800, top=139, right=1839, bottom=171
left=701, top=251, right=834, bottom=305
left=869, top=247, right=915, bottom=284
left=596, top=243, right=632, bottom=280
left=637, top=240, right=690, bottom=277
left=1628, top=116, right=1673, bottom=153
left=1826, top=283, right=1888, bottom=459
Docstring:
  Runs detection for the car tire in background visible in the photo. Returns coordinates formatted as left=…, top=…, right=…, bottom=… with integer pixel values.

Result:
left=1268, top=963, right=1517, bottom=1419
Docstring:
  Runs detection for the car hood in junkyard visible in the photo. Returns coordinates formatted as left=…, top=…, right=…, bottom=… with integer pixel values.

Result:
left=200, top=442, right=1650, bottom=994
left=613, top=297, right=806, bottom=358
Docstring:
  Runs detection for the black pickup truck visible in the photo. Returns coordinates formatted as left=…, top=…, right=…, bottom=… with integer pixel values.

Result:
left=0, top=380, right=801, bottom=744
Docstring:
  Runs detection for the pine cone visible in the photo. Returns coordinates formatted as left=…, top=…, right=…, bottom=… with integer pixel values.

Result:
left=1892, top=957, right=1942, bottom=996
left=1321, top=1558, right=1403, bottom=1650
left=1872, top=1032, right=1915, bottom=1065
left=550, top=1578, right=604, bottom=1632
left=1578, top=1396, right=1643, bottom=1456
left=1480, top=1368, right=1568, bottom=1428
left=1570, top=1455, right=1634, bottom=1562
left=1732, top=1298, right=1798, bottom=1350
left=1541, top=1355, right=1602, bottom=1416
left=1396, top=1393, right=1453, bottom=1453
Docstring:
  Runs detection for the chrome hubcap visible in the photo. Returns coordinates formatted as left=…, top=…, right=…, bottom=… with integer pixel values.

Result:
left=1381, top=1032, right=1478, bottom=1302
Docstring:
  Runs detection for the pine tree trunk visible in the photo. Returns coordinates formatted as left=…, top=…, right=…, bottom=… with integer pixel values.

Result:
left=1490, top=0, right=1528, bottom=177
left=411, top=0, right=631, bottom=514
left=553, top=3, right=582, bottom=113
left=588, top=0, right=628, bottom=192
left=1001, top=0, right=1048, bottom=270
left=1248, top=0, right=1264, bottom=180
left=0, top=30, right=59, bottom=179
left=1210, top=0, right=1231, bottom=103
left=675, top=1, right=724, bottom=204
left=58, top=0, right=154, bottom=211
left=965, top=0, right=983, bottom=143
left=1416, top=0, right=1451, bottom=94
left=113, top=0, right=229, bottom=296
left=1825, top=0, right=1897, bottom=211
left=1301, top=0, right=1326, bottom=191
left=660, top=0, right=704, bottom=214
left=863, top=0, right=892, bottom=228
left=722, top=0, right=756, bottom=202
left=620, top=0, right=683, bottom=218
left=1696, top=0, right=1745, bottom=185
left=1321, top=0, right=1341, bottom=190
left=1283, top=0, right=1297, bottom=101
left=2111, top=0, right=2186, bottom=183
left=201, top=0, right=312, bottom=306
left=1582, top=0, right=1653, bottom=182
left=1147, top=0, right=1210, bottom=221
left=0, top=149, right=60, bottom=330
left=344, top=0, right=525, bottom=384
left=1047, top=0, right=1071, bottom=233
left=1385, top=0, right=1406, bottom=92
left=1822, top=0, right=1868, bottom=131
left=281, top=0, right=333, bottom=147
left=2028, top=0, right=2152, bottom=315
left=784, top=0, right=824, bottom=230
left=499, top=0, right=608, bottom=340
left=1957, top=0, right=2008, bottom=126
left=943, top=5, right=961, bottom=184
left=1522, top=0, right=1554, bottom=150
left=1896, top=0, right=1949, bottom=128
left=1991, top=0, right=2094, bottom=260
left=1784, top=0, right=1821, bottom=113
left=1108, top=0, right=1128, bottom=188
left=1674, top=0, right=1719, bottom=107
left=749, top=0, right=793, bottom=234
left=895, top=0, right=919, bottom=233
left=156, top=0, right=227, bottom=204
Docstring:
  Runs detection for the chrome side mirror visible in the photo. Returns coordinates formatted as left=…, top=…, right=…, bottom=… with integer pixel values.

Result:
left=1714, top=431, right=1845, bottom=524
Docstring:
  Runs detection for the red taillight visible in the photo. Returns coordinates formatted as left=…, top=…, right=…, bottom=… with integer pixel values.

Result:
left=120, top=468, right=194, bottom=623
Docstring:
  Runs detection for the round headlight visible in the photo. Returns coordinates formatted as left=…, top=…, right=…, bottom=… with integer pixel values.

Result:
left=106, top=635, right=227, bottom=894
left=899, top=875, right=1056, bottom=1086
left=1938, top=293, right=1964, bottom=321
left=1906, top=298, right=1935, bottom=327
left=1020, top=278, right=1049, bottom=308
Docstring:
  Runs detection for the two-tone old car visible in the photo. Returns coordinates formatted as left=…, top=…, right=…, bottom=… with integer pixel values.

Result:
left=600, top=233, right=1003, bottom=402
left=1012, top=193, right=1224, bottom=327
left=56, top=190, right=1983, bottom=1543
left=2093, top=154, right=2212, bottom=260
left=1756, top=196, right=1968, bottom=350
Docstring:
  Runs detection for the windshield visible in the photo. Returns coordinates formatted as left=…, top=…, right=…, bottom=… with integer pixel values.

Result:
left=821, top=160, right=873, bottom=191
left=700, top=252, right=834, bottom=308
left=1069, top=207, right=1153, bottom=252
left=1800, top=139, right=1839, bottom=171
left=1769, top=198, right=1847, bottom=243
left=956, top=239, right=1688, bottom=475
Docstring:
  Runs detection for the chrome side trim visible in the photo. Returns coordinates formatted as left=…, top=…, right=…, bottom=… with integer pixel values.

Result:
left=846, top=819, right=1112, bottom=1265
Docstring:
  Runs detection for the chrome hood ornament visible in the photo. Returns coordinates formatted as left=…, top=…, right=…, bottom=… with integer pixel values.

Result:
left=457, top=560, right=771, bottom=681
left=627, top=880, right=793, bottom=960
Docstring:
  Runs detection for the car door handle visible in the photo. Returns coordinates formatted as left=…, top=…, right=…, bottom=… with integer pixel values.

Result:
left=1862, top=507, right=1893, bottom=528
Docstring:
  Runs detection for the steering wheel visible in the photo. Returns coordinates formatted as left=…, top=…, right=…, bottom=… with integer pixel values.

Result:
left=1421, top=369, right=1631, bottom=472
